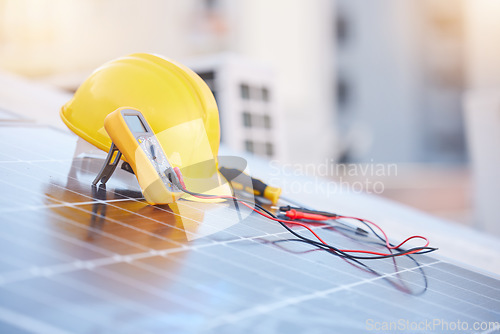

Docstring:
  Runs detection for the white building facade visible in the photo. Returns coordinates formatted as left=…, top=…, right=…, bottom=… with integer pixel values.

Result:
left=187, top=53, right=284, bottom=160
left=335, top=0, right=466, bottom=163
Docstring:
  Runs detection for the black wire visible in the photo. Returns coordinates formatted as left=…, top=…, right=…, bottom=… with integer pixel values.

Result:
left=176, top=184, right=438, bottom=260
left=281, top=208, right=434, bottom=255
left=244, top=198, right=437, bottom=259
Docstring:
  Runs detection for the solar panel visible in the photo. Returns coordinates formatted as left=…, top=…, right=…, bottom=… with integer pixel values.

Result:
left=0, top=122, right=499, bottom=334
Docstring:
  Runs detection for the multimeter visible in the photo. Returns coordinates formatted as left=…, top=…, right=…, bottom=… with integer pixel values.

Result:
left=100, top=107, right=183, bottom=204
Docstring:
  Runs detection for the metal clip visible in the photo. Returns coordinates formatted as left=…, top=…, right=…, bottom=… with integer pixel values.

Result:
left=92, top=142, right=122, bottom=185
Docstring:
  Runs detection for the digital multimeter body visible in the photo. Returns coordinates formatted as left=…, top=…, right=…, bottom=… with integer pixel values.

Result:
left=103, top=107, right=183, bottom=204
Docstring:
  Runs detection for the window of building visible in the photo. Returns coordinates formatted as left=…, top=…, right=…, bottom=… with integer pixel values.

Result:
left=336, top=76, right=351, bottom=109
left=262, top=87, right=270, bottom=102
left=240, top=84, right=250, bottom=99
left=336, top=11, right=350, bottom=45
left=203, top=0, right=218, bottom=10
left=263, top=115, right=271, bottom=129
left=197, top=70, right=220, bottom=139
left=265, top=142, right=274, bottom=157
left=198, top=71, right=215, bottom=91
left=244, top=140, right=254, bottom=153
left=242, top=112, right=252, bottom=127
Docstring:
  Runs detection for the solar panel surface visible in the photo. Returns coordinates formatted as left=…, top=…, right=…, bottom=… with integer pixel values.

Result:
left=0, top=123, right=499, bottom=334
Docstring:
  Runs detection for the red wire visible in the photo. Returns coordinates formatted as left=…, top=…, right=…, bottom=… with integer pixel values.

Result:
left=185, top=192, right=429, bottom=257
left=252, top=208, right=428, bottom=257
left=333, top=215, right=430, bottom=251
left=186, top=193, right=328, bottom=242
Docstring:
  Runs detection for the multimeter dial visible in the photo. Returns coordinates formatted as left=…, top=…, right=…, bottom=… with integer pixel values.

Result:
left=137, top=135, right=178, bottom=192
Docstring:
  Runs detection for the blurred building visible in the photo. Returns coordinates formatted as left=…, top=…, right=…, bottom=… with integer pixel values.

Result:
left=335, top=0, right=466, bottom=164
left=187, top=53, right=284, bottom=160
left=0, top=0, right=472, bottom=165
left=463, top=0, right=500, bottom=236
left=0, top=0, right=337, bottom=166
left=222, top=0, right=338, bottom=166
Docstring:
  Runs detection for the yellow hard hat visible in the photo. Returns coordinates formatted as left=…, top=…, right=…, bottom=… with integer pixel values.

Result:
left=61, top=53, right=229, bottom=197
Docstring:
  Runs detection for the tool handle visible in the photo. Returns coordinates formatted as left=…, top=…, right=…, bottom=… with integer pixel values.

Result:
left=219, top=167, right=281, bottom=204
left=285, top=209, right=330, bottom=221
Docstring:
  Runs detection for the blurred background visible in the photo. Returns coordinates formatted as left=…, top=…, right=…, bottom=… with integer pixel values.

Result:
left=1, top=0, right=499, bottom=235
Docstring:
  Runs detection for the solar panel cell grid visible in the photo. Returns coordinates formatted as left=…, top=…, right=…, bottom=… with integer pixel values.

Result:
left=0, top=124, right=499, bottom=333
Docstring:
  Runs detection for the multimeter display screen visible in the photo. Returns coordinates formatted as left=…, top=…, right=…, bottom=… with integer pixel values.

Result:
left=124, top=115, right=148, bottom=133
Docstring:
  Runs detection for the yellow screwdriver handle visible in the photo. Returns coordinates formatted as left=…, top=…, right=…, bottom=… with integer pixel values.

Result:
left=219, top=167, right=281, bottom=205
